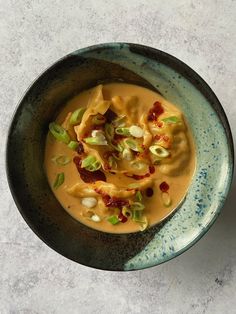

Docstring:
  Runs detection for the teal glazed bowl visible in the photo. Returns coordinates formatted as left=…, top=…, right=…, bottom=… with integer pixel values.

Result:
left=6, top=43, right=234, bottom=271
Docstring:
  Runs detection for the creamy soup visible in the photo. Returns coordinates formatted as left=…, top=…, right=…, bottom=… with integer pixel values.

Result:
left=45, top=83, right=196, bottom=233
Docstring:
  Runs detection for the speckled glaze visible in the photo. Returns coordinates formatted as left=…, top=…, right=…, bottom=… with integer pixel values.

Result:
left=6, top=43, right=234, bottom=271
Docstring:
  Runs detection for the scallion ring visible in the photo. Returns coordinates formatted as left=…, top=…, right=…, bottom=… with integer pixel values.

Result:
left=49, top=122, right=70, bottom=144
left=53, top=172, right=65, bottom=189
left=149, top=145, right=169, bottom=158
left=69, top=108, right=86, bottom=125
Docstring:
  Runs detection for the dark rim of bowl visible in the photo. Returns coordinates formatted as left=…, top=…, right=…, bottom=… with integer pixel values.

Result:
left=6, top=42, right=234, bottom=271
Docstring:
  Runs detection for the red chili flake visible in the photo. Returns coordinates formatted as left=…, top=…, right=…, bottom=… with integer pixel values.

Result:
left=163, top=135, right=169, bottom=142
left=147, top=101, right=164, bottom=121
left=95, top=190, right=129, bottom=209
left=149, top=165, right=155, bottom=174
left=73, top=156, right=106, bottom=183
left=76, top=141, right=84, bottom=154
left=146, top=187, right=154, bottom=197
left=118, top=212, right=128, bottom=223
left=154, top=134, right=161, bottom=141
left=159, top=181, right=169, bottom=192
left=156, top=121, right=163, bottom=128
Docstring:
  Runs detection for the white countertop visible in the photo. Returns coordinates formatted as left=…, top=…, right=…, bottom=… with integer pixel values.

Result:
left=1, top=1, right=235, bottom=313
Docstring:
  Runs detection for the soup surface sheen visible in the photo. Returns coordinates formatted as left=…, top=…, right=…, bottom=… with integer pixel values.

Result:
left=45, top=83, right=196, bottom=233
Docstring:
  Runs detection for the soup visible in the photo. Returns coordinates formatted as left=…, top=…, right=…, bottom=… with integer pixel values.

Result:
left=45, top=83, right=196, bottom=233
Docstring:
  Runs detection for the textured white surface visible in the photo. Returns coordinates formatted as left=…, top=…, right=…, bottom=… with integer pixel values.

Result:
left=1, top=1, right=236, bottom=313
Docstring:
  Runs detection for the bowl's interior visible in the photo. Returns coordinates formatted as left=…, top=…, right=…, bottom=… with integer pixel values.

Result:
left=7, top=43, right=234, bottom=270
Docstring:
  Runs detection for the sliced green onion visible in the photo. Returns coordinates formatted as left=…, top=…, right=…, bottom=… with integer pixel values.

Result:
left=110, top=141, right=124, bottom=152
left=104, top=123, right=114, bottom=141
left=92, top=114, right=106, bottom=125
left=84, top=137, right=107, bottom=145
left=130, top=160, right=148, bottom=171
left=139, top=216, right=148, bottom=231
left=107, top=215, right=119, bottom=225
left=108, top=156, right=117, bottom=169
left=112, top=116, right=126, bottom=127
left=162, top=116, right=180, bottom=124
left=112, top=153, right=121, bottom=161
left=69, top=108, right=86, bottom=125
left=53, top=172, right=64, bottom=189
left=51, top=155, right=71, bottom=166
left=68, top=140, right=79, bottom=150
left=133, top=210, right=142, bottom=221
left=124, top=139, right=143, bottom=152
left=161, top=192, right=172, bottom=207
left=85, top=160, right=101, bottom=172
left=122, top=148, right=133, bottom=161
left=130, top=202, right=145, bottom=211
left=135, top=191, right=143, bottom=202
left=149, top=145, right=169, bottom=158
left=115, top=127, right=130, bottom=136
left=49, top=122, right=70, bottom=144
left=129, top=125, right=144, bottom=138
left=122, top=207, right=132, bottom=218
left=128, top=183, right=141, bottom=189
left=81, top=155, right=96, bottom=168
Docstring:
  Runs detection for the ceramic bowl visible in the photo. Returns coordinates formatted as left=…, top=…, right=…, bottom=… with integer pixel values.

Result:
left=6, top=43, right=234, bottom=271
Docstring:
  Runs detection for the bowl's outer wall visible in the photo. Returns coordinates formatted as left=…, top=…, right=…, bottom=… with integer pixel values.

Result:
left=7, top=54, right=168, bottom=270
left=6, top=43, right=234, bottom=271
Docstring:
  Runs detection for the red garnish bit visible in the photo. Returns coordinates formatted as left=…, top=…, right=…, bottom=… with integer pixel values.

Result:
left=95, top=189, right=129, bottom=209
left=146, top=187, right=154, bottom=197
left=147, top=101, right=164, bottom=121
left=156, top=121, right=163, bottom=128
left=118, top=212, right=128, bottom=223
left=163, top=135, right=169, bottom=142
left=159, top=181, right=169, bottom=192
left=73, top=156, right=106, bottom=183
left=149, top=166, right=155, bottom=174
left=154, top=134, right=161, bottom=141
left=76, top=141, right=84, bottom=154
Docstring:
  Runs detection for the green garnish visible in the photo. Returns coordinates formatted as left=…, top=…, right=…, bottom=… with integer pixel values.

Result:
left=81, top=155, right=96, bottom=168
left=162, top=116, right=180, bottom=124
left=149, top=145, right=169, bottom=158
left=122, top=207, right=132, bottom=218
left=69, top=108, right=86, bottom=125
left=132, top=210, right=142, bottom=221
left=115, top=127, right=130, bottom=136
left=135, top=191, right=143, bottom=202
left=81, top=155, right=101, bottom=171
left=104, top=123, right=114, bottom=141
left=68, top=140, right=79, bottom=150
left=51, top=155, right=71, bottom=166
left=130, top=202, right=145, bottom=211
left=85, top=161, right=101, bottom=171
left=128, top=183, right=141, bottom=189
left=122, top=148, right=133, bottom=160
left=108, top=156, right=117, bottom=169
left=124, top=139, right=143, bottom=152
left=107, top=215, right=119, bottom=225
left=84, top=137, right=107, bottom=145
left=49, top=122, right=70, bottom=144
left=92, top=114, right=106, bottom=125
left=112, top=116, right=126, bottom=127
left=53, top=172, right=65, bottom=189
